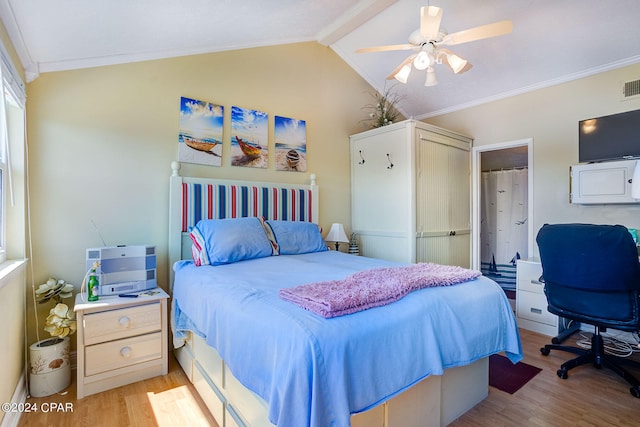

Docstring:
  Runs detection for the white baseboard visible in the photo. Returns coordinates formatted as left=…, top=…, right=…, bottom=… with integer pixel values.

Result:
left=1, top=371, right=27, bottom=427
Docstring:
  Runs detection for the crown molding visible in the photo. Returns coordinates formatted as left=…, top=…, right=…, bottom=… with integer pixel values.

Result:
left=417, top=55, right=640, bottom=119
left=0, top=0, right=38, bottom=81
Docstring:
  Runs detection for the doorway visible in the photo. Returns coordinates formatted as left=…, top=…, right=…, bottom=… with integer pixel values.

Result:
left=471, top=139, right=534, bottom=283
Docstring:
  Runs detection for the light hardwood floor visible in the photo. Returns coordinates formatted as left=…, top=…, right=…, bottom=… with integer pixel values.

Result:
left=18, top=355, right=218, bottom=427
left=450, top=328, right=640, bottom=427
left=17, top=328, right=640, bottom=427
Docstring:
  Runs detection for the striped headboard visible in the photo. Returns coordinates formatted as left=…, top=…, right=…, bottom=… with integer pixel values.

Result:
left=168, top=161, right=319, bottom=289
left=180, top=182, right=315, bottom=232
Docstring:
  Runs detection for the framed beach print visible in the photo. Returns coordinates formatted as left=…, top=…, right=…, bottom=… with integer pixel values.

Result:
left=275, top=115, right=307, bottom=172
left=178, top=96, right=224, bottom=166
left=231, top=106, right=268, bottom=168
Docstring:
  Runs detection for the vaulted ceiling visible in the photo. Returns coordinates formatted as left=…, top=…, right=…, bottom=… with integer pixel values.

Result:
left=2, top=0, right=640, bottom=119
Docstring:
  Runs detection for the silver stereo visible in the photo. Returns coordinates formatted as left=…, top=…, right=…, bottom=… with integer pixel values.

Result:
left=85, top=245, right=157, bottom=295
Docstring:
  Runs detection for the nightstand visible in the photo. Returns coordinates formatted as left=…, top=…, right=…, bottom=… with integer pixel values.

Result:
left=516, top=259, right=561, bottom=336
left=74, top=288, right=169, bottom=398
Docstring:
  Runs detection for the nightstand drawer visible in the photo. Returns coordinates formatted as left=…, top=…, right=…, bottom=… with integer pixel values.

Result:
left=517, top=290, right=556, bottom=327
left=85, top=332, right=162, bottom=376
left=517, top=276, right=545, bottom=294
left=516, top=260, right=543, bottom=294
left=84, top=302, right=161, bottom=345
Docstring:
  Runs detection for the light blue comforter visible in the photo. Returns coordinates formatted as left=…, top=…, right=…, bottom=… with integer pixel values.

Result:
left=173, top=251, right=522, bottom=427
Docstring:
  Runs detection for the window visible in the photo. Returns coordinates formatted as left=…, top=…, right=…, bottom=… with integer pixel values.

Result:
left=0, top=166, right=4, bottom=263
left=0, top=166, right=3, bottom=263
left=0, top=91, right=7, bottom=264
left=0, top=43, right=26, bottom=264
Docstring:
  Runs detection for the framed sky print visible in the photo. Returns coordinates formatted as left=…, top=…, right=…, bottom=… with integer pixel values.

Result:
left=275, top=115, right=307, bottom=172
left=231, top=106, right=268, bottom=168
left=178, top=96, right=224, bottom=166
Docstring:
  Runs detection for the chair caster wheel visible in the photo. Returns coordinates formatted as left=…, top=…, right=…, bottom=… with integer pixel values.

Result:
left=557, top=368, right=568, bottom=379
left=540, top=347, right=550, bottom=356
left=631, top=386, right=640, bottom=398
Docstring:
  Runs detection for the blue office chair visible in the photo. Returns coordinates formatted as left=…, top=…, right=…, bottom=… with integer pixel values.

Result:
left=536, top=223, right=640, bottom=398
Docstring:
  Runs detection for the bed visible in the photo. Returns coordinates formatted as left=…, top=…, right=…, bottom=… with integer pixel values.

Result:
left=167, top=161, right=522, bottom=427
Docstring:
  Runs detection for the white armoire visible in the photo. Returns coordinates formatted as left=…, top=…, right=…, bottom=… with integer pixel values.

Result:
left=350, top=119, right=472, bottom=267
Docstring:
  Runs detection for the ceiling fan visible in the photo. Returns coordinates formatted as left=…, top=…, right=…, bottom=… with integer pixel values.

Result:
left=356, top=6, right=512, bottom=86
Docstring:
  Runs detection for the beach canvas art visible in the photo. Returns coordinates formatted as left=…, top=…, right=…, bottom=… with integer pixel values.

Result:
left=231, top=106, right=268, bottom=168
left=275, top=116, right=307, bottom=172
left=178, top=96, right=224, bottom=166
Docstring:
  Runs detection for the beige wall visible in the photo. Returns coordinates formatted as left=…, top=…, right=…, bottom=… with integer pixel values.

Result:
left=25, top=42, right=376, bottom=347
left=0, top=264, right=26, bottom=421
left=427, top=63, right=640, bottom=257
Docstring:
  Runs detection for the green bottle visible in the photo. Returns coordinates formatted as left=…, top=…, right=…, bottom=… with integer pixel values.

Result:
left=88, top=269, right=99, bottom=301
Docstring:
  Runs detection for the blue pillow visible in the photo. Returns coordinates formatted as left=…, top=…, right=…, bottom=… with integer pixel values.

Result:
left=190, top=217, right=275, bottom=266
left=265, top=220, right=328, bottom=255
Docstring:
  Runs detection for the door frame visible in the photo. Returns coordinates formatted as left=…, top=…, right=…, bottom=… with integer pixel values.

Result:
left=470, top=138, right=534, bottom=270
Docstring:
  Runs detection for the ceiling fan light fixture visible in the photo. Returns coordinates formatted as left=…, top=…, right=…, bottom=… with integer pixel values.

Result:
left=425, top=67, right=437, bottom=86
left=446, top=53, right=468, bottom=74
left=413, top=51, right=431, bottom=70
left=394, top=64, right=412, bottom=84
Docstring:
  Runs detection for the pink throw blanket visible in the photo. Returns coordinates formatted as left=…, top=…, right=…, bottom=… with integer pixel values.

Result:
left=279, top=263, right=481, bottom=318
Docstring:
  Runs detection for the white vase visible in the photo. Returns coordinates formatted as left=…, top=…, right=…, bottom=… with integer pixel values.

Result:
left=29, top=336, right=71, bottom=397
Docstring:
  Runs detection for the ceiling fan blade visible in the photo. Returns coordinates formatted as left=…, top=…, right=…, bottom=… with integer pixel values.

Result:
left=440, top=20, right=513, bottom=46
left=356, top=44, right=416, bottom=53
left=386, top=54, right=417, bottom=80
left=420, top=6, right=443, bottom=39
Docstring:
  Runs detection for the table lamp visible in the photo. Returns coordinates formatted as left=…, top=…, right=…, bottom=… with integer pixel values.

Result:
left=325, top=223, right=349, bottom=251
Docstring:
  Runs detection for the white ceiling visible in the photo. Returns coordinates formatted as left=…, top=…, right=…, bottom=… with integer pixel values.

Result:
left=2, top=0, right=640, bottom=119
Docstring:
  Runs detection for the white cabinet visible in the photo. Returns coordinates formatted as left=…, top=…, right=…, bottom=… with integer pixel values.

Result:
left=516, top=259, right=560, bottom=336
left=570, top=159, right=639, bottom=204
left=350, top=120, right=472, bottom=266
left=74, top=288, right=169, bottom=398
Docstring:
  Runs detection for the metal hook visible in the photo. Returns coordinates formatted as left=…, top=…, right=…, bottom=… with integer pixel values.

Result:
left=386, top=153, right=394, bottom=169
left=358, top=150, right=365, bottom=165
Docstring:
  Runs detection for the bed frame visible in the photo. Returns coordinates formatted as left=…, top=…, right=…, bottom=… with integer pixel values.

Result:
left=168, top=161, right=489, bottom=427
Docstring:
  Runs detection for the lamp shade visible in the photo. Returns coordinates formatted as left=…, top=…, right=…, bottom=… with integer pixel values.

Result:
left=425, top=67, right=437, bottom=86
left=446, top=53, right=468, bottom=74
left=326, top=223, right=349, bottom=244
left=324, top=222, right=349, bottom=250
left=394, top=64, right=412, bottom=84
left=413, top=51, right=431, bottom=70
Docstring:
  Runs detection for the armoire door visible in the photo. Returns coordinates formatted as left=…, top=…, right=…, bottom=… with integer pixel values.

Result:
left=350, top=125, right=413, bottom=262
left=415, top=131, right=471, bottom=267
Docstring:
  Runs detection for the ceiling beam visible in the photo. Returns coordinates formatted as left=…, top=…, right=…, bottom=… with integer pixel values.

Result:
left=316, top=0, right=398, bottom=46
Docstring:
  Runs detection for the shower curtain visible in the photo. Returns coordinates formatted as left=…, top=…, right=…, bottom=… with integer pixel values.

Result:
left=480, top=168, right=528, bottom=291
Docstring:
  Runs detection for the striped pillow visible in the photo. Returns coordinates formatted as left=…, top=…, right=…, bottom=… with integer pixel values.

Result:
left=189, top=217, right=275, bottom=266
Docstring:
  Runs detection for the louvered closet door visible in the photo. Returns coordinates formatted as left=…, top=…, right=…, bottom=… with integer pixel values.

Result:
left=415, top=131, right=470, bottom=267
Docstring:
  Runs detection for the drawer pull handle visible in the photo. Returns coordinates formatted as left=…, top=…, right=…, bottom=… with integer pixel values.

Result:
left=530, top=280, right=542, bottom=285
left=120, top=346, right=132, bottom=358
left=119, top=316, right=130, bottom=327
left=530, top=308, right=542, bottom=314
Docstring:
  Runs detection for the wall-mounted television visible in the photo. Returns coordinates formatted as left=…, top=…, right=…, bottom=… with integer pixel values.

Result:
left=579, top=108, right=640, bottom=163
